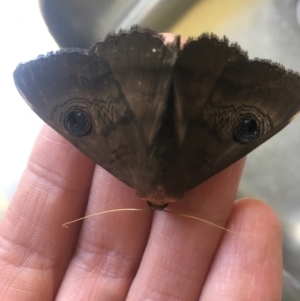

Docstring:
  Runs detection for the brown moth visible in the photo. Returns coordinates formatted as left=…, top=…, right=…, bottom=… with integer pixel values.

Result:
left=13, top=26, right=300, bottom=209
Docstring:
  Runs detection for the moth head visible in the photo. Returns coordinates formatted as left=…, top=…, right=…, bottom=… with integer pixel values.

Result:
left=139, top=185, right=179, bottom=209
left=147, top=201, right=169, bottom=210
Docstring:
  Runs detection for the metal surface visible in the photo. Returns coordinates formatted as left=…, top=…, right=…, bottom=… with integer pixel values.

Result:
left=39, top=0, right=198, bottom=48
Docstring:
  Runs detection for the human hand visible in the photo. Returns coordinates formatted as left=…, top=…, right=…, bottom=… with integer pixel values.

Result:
left=0, top=124, right=282, bottom=300
left=1, top=31, right=282, bottom=300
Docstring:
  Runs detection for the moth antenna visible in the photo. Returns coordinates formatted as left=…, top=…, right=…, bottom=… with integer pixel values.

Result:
left=163, top=209, right=239, bottom=234
left=63, top=208, right=238, bottom=235
left=62, top=208, right=149, bottom=228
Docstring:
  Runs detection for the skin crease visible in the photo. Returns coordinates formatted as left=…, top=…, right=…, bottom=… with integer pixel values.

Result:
left=0, top=34, right=282, bottom=300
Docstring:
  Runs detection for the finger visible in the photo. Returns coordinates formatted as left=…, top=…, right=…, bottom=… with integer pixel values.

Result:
left=0, top=125, right=95, bottom=300
left=162, top=32, right=187, bottom=48
left=127, top=158, right=246, bottom=300
left=55, top=32, right=187, bottom=300
left=200, top=198, right=282, bottom=301
left=56, top=166, right=153, bottom=300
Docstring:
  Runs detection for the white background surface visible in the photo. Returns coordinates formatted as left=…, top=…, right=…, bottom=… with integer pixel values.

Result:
left=0, top=0, right=57, bottom=212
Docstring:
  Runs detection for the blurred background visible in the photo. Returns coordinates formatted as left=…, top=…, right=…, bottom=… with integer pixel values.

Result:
left=0, top=0, right=300, bottom=299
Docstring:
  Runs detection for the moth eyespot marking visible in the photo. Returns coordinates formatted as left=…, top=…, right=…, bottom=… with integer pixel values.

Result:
left=65, top=109, right=91, bottom=136
left=234, top=119, right=259, bottom=143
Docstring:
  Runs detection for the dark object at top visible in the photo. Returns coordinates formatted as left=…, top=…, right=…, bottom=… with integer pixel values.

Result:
left=39, top=0, right=198, bottom=48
